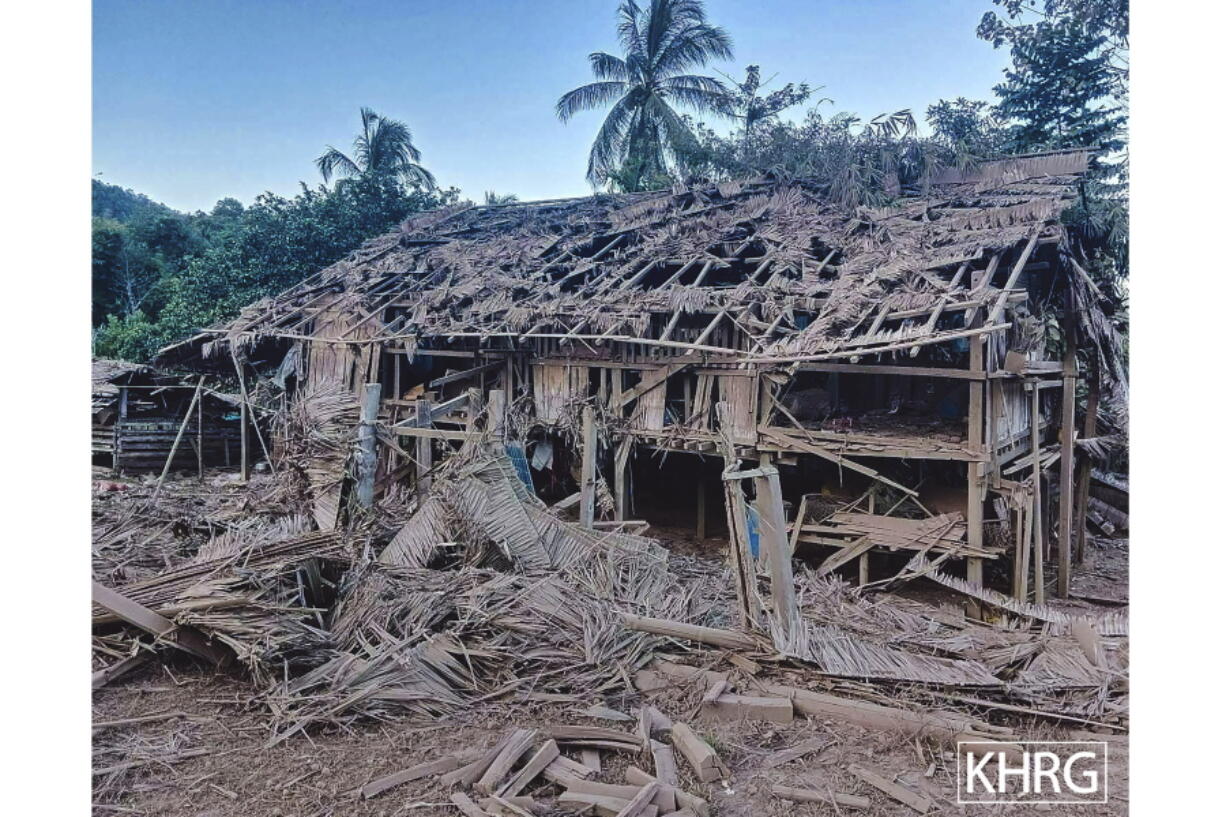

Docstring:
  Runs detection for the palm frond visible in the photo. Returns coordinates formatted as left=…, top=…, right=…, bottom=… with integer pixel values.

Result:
left=586, top=93, right=639, bottom=185
left=315, top=146, right=362, bottom=183
left=653, top=23, right=733, bottom=74
left=588, top=51, right=629, bottom=81
left=658, top=74, right=728, bottom=113
left=556, top=81, right=629, bottom=122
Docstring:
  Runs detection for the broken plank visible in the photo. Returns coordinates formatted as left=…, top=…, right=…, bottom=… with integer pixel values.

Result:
left=475, top=728, right=537, bottom=794
left=450, top=791, right=490, bottom=817
left=615, top=782, right=660, bottom=817
left=847, top=764, right=932, bottom=813
left=91, top=581, right=230, bottom=666
left=624, top=767, right=708, bottom=817
left=496, top=740, right=559, bottom=798
left=670, top=723, right=727, bottom=784
left=361, top=754, right=473, bottom=799
left=621, top=615, right=758, bottom=651
left=650, top=740, right=679, bottom=787
left=700, top=694, right=793, bottom=724
left=772, top=785, right=869, bottom=809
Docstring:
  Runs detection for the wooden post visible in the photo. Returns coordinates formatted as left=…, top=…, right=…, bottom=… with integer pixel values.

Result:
left=114, top=386, right=128, bottom=474
left=415, top=395, right=433, bottom=496
left=716, top=402, right=759, bottom=630
left=580, top=405, right=597, bottom=528
left=1057, top=296, right=1078, bottom=598
left=614, top=437, right=631, bottom=521
left=487, top=389, right=506, bottom=441
left=755, top=452, right=775, bottom=575
left=355, top=382, right=382, bottom=508
left=860, top=490, right=875, bottom=586
left=239, top=398, right=249, bottom=482
left=753, top=465, right=799, bottom=643
left=1030, top=382, right=1046, bottom=604
left=1073, top=359, right=1100, bottom=565
left=196, top=387, right=204, bottom=481
left=1011, top=503, right=1028, bottom=601
left=966, top=329, right=986, bottom=610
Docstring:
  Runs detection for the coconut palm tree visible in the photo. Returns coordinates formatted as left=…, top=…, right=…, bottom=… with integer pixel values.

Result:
left=316, top=107, right=436, bottom=190
left=556, top=0, right=732, bottom=190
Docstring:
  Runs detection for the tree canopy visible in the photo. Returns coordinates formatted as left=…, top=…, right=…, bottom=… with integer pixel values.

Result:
left=556, top=0, right=733, bottom=191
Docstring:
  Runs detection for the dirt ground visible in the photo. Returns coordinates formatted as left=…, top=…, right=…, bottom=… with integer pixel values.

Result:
left=93, top=530, right=1130, bottom=817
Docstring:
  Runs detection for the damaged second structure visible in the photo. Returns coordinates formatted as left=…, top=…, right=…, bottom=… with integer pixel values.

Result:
left=159, top=147, right=1126, bottom=608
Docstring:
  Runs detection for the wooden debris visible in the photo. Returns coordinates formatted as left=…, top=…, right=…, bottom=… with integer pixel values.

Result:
left=624, top=767, right=708, bottom=817
left=542, top=755, right=597, bottom=786
left=761, top=738, right=830, bottom=770
left=764, top=683, right=1004, bottom=744
left=700, top=693, right=793, bottom=724
left=361, top=753, right=472, bottom=799
left=649, top=740, right=679, bottom=787
left=847, top=764, right=933, bottom=813
left=580, top=749, right=602, bottom=773
left=558, top=791, right=632, bottom=817
left=496, top=740, right=559, bottom=798
left=772, top=784, right=869, bottom=809
left=442, top=730, right=518, bottom=788
left=450, top=791, right=491, bottom=817
left=670, top=723, right=728, bottom=783
left=614, top=782, right=660, bottom=817
left=586, top=705, right=634, bottom=722
left=476, top=728, right=538, bottom=794
left=91, top=580, right=231, bottom=666
left=479, top=795, right=536, bottom=817
left=621, top=615, right=758, bottom=651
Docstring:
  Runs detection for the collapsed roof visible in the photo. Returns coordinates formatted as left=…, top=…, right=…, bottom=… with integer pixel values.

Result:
left=159, top=148, right=1108, bottom=370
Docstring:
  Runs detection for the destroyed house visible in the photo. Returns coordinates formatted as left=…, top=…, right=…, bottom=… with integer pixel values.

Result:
left=158, top=147, right=1123, bottom=603
left=92, top=358, right=243, bottom=473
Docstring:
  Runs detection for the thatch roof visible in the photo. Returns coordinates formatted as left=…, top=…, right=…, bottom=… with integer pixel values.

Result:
left=160, top=149, right=1094, bottom=367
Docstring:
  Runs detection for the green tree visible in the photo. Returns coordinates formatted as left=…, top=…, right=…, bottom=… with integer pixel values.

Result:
left=991, top=19, right=1125, bottom=161
left=925, top=97, right=1007, bottom=161
left=96, top=172, right=460, bottom=359
left=716, top=65, right=815, bottom=142
left=978, top=0, right=1127, bottom=101
left=556, top=0, right=733, bottom=190
left=316, top=107, right=437, bottom=190
left=682, top=105, right=946, bottom=209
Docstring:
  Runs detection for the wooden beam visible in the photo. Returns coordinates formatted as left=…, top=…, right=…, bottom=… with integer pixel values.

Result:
left=753, top=459, right=798, bottom=639
left=757, top=428, right=919, bottom=497
left=580, top=405, right=597, bottom=528
left=794, top=361, right=984, bottom=381
left=92, top=581, right=230, bottom=666
left=966, top=320, right=986, bottom=604
left=610, top=363, right=691, bottom=411
left=428, top=359, right=503, bottom=389
left=415, top=396, right=434, bottom=495
left=1073, top=359, right=1100, bottom=564
left=152, top=377, right=204, bottom=501
left=355, top=382, right=382, bottom=508
left=1029, top=383, right=1046, bottom=605
left=1057, top=294, right=1078, bottom=598
left=986, top=228, right=1042, bottom=325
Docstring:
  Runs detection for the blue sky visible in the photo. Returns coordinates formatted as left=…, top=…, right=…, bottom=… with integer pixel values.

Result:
left=93, top=0, right=1011, bottom=212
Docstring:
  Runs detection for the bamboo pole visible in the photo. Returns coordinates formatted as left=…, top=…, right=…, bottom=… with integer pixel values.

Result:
left=1073, top=358, right=1100, bottom=564
left=580, top=405, right=597, bottom=528
left=1030, top=382, right=1046, bottom=605
left=1057, top=292, right=1078, bottom=598
left=151, top=377, right=204, bottom=502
